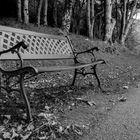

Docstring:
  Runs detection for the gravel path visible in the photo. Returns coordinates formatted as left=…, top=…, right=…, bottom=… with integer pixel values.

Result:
left=86, top=87, right=140, bottom=140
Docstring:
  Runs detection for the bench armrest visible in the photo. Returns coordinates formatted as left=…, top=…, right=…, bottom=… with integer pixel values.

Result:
left=0, top=41, right=28, bottom=68
left=0, top=41, right=28, bottom=56
left=74, top=47, right=99, bottom=55
left=74, top=47, right=99, bottom=62
left=65, top=35, right=99, bottom=61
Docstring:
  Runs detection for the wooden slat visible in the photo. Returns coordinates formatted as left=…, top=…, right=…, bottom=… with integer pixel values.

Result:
left=37, top=60, right=104, bottom=72
left=0, top=53, right=74, bottom=60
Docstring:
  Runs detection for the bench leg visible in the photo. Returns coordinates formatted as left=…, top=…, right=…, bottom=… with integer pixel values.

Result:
left=20, top=74, right=32, bottom=122
left=71, top=69, right=78, bottom=86
left=0, top=73, right=1, bottom=94
left=71, top=66, right=103, bottom=90
left=92, top=65, right=101, bottom=89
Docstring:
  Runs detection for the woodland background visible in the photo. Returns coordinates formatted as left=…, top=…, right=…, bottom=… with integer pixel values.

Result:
left=0, top=0, right=140, bottom=46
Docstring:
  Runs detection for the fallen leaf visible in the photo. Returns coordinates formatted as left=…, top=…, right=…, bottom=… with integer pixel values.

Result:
left=3, top=132, right=11, bottom=139
left=72, top=125, right=83, bottom=135
left=123, top=86, right=129, bottom=89
left=58, top=126, right=63, bottom=133
left=11, top=128, right=19, bottom=139
left=0, top=126, right=5, bottom=132
left=17, top=125, right=23, bottom=132
left=76, top=98, right=96, bottom=106
left=67, top=90, right=73, bottom=93
left=118, top=96, right=127, bottom=102
left=87, top=101, right=96, bottom=106
left=20, top=132, right=32, bottom=140
left=106, top=107, right=111, bottom=111
left=27, top=124, right=34, bottom=131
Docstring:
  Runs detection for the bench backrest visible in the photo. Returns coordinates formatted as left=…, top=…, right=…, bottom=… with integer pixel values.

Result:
left=0, top=25, right=74, bottom=60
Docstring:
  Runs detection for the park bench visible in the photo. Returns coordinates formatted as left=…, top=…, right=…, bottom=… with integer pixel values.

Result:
left=0, top=25, right=105, bottom=122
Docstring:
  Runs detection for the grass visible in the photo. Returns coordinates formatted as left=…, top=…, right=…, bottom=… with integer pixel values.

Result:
left=0, top=18, right=140, bottom=139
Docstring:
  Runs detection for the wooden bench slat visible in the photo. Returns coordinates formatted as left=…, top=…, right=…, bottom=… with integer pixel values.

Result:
left=0, top=53, right=73, bottom=60
left=37, top=60, right=104, bottom=72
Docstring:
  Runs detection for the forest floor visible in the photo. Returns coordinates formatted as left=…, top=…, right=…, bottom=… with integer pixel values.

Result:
left=1, top=18, right=140, bottom=139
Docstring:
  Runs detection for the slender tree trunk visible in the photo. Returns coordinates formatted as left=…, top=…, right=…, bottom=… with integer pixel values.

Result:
left=119, top=0, right=127, bottom=43
left=76, top=20, right=80, bottom=35
left=17, top=0, right=22, bottom=22
left=120, top=0, right=138, bottom=44
left=126, top=0, right=129, bottom=22
left=53, top=0, right=58, bottom=26
left=87, top=0, right=95, bottom=40
left=43, top=0, right=48, bottom=26
left=90, top=0, right=95, bottom=39
left=37, top=0, right=43, bottom=26
left=71, top=18, right=77, bottom=33
left=104, top=0, right=112, bottom=41
left=104, top=0, right=116, bottom=44
left=98, top=16, right=104, bottom=39
left=87, top=0, right=91, bottom=37
left=99, top=17, right=102, bottom=38
left=23, top=0, right=29, bottom=24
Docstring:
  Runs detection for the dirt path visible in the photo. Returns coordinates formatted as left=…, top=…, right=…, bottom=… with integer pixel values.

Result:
left=85, top=87, right=140, bottom=140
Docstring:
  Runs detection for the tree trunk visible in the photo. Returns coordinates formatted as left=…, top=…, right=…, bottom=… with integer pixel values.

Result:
left=90, top=0, right=95, bottom=39
left=61, top=0, right=75, bottom=34
left=87, top=0, right=95, bottom=40
left=53, top=0, right=58, bottom=26
left=17, top=0, right=22, bottom=22
left=71, top=18, right=77, bottom=33
left=119, top=0, right=127, bottom=43
left=120, top=0, right=138, bottom=45
left=87, top=0, right=91, bottom=37
left=76, top=20, right=80, bottom=35
left=43, top=0, right=48, bottom=26
left=104, top=0, right=116, bottom=44
left=37, top=0, right=43, bottom=26
left=23, top=0, right=29, bottom=24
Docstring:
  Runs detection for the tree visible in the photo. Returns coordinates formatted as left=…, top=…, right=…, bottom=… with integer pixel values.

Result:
left=17, top=0, right=22, bottom=22
left=53, top=0, right=58, bottom=26
left=43, top=0, right=48, bottom=26
left=37, top=0, right=43, bottom=26
left=104, top=0, right=116, bottom=44
left=61, top=0, right=75, bottom=34
left=37, top=0, right=48, bottom=26
left=87, top=0, right=95, bottom=40
left=119, top=0, right=139, bottom=45
left=23, top=0, right=29, bottom=24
